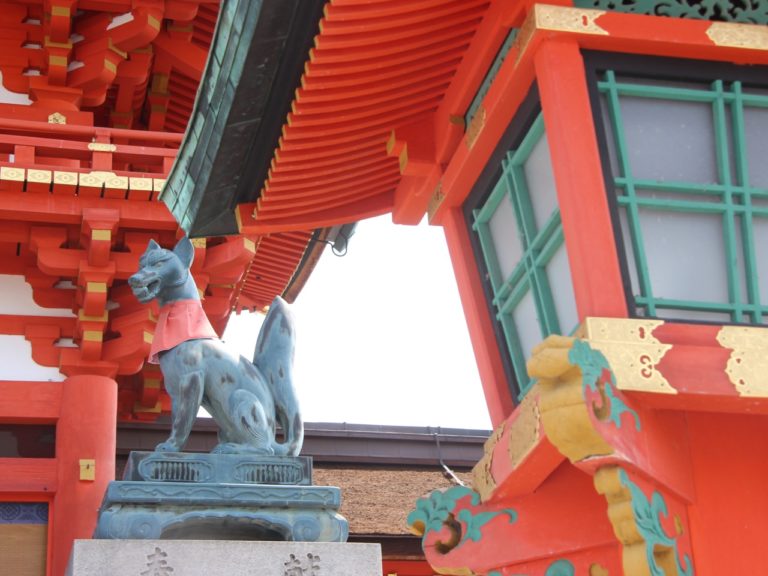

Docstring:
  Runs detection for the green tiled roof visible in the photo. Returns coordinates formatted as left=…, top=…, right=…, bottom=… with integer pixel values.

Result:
left=162, top=0, right=325, bottom=237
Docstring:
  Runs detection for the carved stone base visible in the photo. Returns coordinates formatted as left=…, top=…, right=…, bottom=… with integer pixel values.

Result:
left=123, top=451, right=313, bottom=485
left=94, top=480, right=348, bottom=542
left=67, top=540, right=381, bottom=576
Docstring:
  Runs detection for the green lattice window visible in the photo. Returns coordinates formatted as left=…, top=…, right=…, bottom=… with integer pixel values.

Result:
left=472, top=114, right=578, bottom=398
left=573, top=0, right=768, bottom=24
left=595, top=63, right=768, bottom=323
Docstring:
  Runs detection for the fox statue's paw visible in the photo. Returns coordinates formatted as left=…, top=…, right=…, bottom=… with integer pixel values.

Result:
left=155, top=440, right=183, bottom=452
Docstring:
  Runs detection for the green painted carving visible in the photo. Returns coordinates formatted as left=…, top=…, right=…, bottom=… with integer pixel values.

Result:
left=408, top=486, right=475, bottom=535
left=568, top=340, right=641, bottom=431
left=619, top=469, right=695, bottom=576
left=545, top=559, right=575, bottom=576
left=573, top=0, right=768, bottom=23
left=408, top=486, right=517, bottom=550
left=456, top=508, right=517, bottom=543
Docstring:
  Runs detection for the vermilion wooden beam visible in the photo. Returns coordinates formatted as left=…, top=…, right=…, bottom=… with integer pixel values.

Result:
left=535, top=40, right=628, bottom=319
left=0, top=192, right=176, bottom=228
left=442, top=206, right=513, bottom=426
left=433, top=33, right=538, bottom=224
left=0, top=459, right=57, bottom=493
left=0, top=315, right=75, bottom=338
left=0, top=381, right=62, bottom=422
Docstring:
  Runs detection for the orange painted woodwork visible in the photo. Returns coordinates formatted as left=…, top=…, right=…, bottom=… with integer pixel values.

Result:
left=432, top=41, right=538, bottom=224
left=422, top=464, right=620, bottom=573
left=0, top=459, right=57, bottom=493
left=441, top=207, right=513, bottom=427
left=0, top=381, right=62, bottom=423
left=237, top=0, right=492, bottom=235
left=534, top=40, right=628, bottom=320
left=52, top=374, right=116, bottom=576
left=0, top=2, right=329, bottom=574
left=686, top=413, right=768, bottom=576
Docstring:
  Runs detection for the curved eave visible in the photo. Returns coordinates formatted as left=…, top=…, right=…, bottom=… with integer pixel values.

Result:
left=237, top=0, right=491, bottom=235
left=161, top=0, right=490, bottom=310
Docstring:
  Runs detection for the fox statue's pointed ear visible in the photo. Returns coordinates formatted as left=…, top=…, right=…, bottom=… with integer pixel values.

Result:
left=147, top=239, right=161, bottom=251
left=173, top=237, right=194, bottom=269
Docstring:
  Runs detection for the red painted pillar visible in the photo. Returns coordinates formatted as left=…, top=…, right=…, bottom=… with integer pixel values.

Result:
left=535, top=39, right=628, bottom=319
left=442, top=206, right=515, bottom=426
left=52, top=374, right=116, bottom=576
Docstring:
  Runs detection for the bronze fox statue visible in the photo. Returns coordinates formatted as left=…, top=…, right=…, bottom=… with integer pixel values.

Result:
left=128, top=237, right=303, bottom=456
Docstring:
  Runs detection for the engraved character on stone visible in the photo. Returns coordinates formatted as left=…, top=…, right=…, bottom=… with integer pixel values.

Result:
left=282, top=553, right=321, bottom=575
left=141, top=547, right=174, bottom=575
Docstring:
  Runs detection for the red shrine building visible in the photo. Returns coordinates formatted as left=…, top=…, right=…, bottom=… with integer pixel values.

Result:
left=2, top=0, right=768, bottom=575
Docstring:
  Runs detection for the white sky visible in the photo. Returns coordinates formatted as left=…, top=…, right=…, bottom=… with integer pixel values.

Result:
left=222, top=214, right=492, bottom=430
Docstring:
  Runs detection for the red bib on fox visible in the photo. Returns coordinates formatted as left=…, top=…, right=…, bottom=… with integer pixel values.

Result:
left=149, top=299, right=218, bottom=364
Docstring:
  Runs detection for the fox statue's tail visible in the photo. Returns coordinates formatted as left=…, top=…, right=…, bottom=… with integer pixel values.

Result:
left=253, top=296, right=304, bottom=456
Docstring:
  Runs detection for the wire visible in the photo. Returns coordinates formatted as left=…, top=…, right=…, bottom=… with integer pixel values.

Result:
left=315, top=231, right=349, bottom=257
left=433, top=432, right=465, bottom=486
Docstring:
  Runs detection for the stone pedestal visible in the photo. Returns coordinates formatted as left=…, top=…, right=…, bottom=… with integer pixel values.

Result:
left=95, top=452, right=348, bottom=542
left=67, top=540, right=382, bottom=576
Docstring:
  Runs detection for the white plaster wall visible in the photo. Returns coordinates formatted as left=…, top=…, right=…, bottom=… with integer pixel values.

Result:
left=0, top=275, right=72, bottom=381
left=0, top=274, right=75, bottom=316
left=0, top=70, right=32, bottom=105
left=0, top=335, right=65, bottom=381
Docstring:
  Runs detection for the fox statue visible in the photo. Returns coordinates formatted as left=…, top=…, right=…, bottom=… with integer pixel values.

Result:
left=128, top=237, right=303, bottom=456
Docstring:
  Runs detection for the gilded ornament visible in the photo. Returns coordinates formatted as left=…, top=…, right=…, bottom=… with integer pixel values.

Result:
left=79, top=170, right=128, bottom=189
left=427, top=181, right=445, bottom=223
left=465, top=106, right=486, bottom=150
left=569, top=340, right=641, bottom=432
left=79, top=459, right=96, bottom=481
left=716, top=326, right=768, bottom=397
left=706, top=21, right=768, bottom=50
left=27, top=169, right=52, bottom=183
left=88, top=142, right=118, bottom=152
left=513, top=7, right=537, bottom=66
left=54, top=171, right=77, bottom=184
left=535, top=4, right=609, bottom=36
left=129, top=177, right=153, bottom=191
left=507, top=390, right=542, bottom=469
left=595, top=466, right=694, bottom=576
left=583, top=317, right=676, bottom=394
left=531, top=336, right=614, bottom=462
left=619, top=469, right=693, bottom=576
left=47, top=112, right=67, bottom=124
left=0, top=166, right=25, bottom=181
left=398, top=145, right=408, bottom=174
left=575, top=0, right=768, bottom=24
left=472, top=421, right=503, bottom=501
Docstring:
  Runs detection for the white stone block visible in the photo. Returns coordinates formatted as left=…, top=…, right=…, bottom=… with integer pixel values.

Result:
left=67, top=539, right=382, bottom=576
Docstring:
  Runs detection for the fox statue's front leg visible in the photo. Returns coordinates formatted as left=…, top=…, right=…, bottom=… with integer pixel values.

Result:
left=156, top=345, right=205, bottom=451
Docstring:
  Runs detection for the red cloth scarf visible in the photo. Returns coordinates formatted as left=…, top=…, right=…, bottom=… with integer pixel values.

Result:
left=148, top=299, right=218, bottom=364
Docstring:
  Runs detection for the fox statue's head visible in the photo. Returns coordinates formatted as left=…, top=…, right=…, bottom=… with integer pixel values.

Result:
left=128, top=237, right=197, bottom=306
